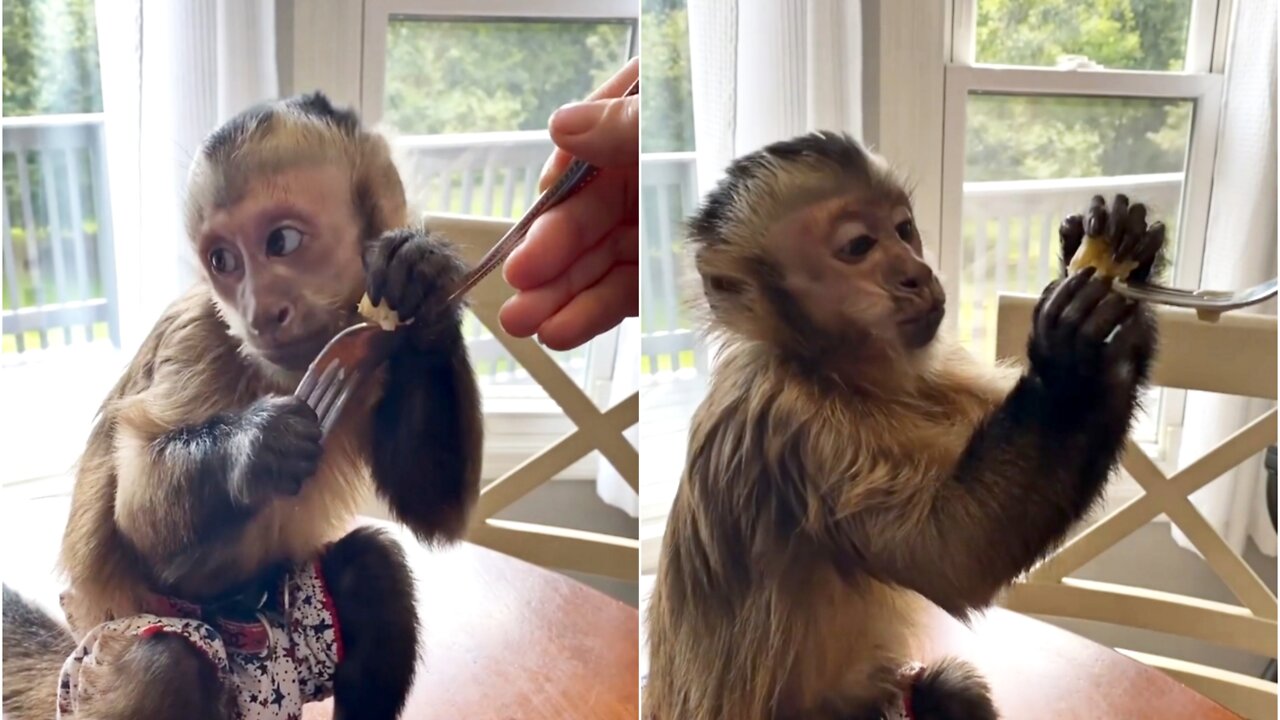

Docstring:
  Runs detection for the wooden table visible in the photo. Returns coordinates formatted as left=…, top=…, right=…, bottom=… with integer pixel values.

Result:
left=917, top=606, right=1242, bottom=719
left=302, top=521, right=638, bottom=720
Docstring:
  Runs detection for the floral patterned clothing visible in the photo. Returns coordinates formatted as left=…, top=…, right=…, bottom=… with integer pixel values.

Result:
left=56, top=560, right=343, bottom=720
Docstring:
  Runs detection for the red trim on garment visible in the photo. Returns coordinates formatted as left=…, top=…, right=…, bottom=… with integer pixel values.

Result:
left=139, top=591, right=269, bottom=653
left=132, top=622, right=224, bottom=672
left=313, top=560, right=345, bottom=663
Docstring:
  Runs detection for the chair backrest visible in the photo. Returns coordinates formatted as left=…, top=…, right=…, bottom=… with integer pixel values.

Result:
left=994, top=292, right=1277, bottom=719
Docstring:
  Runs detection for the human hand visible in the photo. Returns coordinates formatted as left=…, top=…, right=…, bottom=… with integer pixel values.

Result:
left=498, top=57, right=639, bottom=351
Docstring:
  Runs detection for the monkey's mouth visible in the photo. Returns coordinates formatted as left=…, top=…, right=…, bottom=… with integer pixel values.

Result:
left=898, top=303, right=945, bottom=347
left=255, top=330, right=335, bottom=369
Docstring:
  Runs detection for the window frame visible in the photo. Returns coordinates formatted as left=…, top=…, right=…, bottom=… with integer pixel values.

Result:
left=360, top=0, right=639, bottom=128
left=352, top=0, right=638, bottom=482
left=937, top=0, right=1233, bottom=481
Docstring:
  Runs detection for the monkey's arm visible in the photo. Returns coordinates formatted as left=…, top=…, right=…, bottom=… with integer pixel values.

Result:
left=363, top=228, right=484, bottom=542
left=846, top=273, right=1157, bottom=618
left=112, top=390, right=322, bottom=583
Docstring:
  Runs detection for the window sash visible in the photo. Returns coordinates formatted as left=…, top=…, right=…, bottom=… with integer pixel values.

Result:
left=948, top=0, right=1230, bottom=74
left=361, top=0, right=638, bottom=127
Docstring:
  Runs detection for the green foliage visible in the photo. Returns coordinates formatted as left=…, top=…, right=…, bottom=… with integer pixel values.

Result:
left=967, top=0, right=1194, bottom=181
left=641, top=0, right=694, bottom=152
left=382, top=19, right=632, bottom=135
left=3, top=0, right=103, bottom=116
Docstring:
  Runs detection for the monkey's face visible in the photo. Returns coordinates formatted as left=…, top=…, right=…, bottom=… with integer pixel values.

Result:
left=196, top=164, right=366, bottom=370
left=770, top=191, right=946, bottom=351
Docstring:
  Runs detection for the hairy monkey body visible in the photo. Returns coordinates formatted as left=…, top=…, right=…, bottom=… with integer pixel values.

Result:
left=3, top=93, right=482, bottom=720
left=644, top=133, right=1162, bottom=719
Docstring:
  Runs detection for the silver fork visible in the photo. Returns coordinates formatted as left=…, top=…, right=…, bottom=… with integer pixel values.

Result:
left=1114, top=277, right=1277, bottom=314
left=295, top=323, right=396, bottom=439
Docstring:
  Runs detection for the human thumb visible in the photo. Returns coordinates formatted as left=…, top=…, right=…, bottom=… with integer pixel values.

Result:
left=547, top=95, right=639, bottom=168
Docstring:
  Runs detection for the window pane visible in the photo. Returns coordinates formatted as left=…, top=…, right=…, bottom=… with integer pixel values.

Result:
left=381, top=18, right=633, bottom=395
left=641, top=0, right=695, bottom=153
left=3, top=0, right=113, bottom=359
left=383, top=18, right=632, bottom=136
left=960, top=93, right=1193, bottom=443
left=975, top=0, right=1194, bottom=72
left=3, top=0, right=104, bottom=116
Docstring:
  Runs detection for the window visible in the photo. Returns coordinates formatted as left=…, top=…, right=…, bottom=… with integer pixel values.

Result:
left=942, top=0, right=1231, bottom=474
left=3, top=0, right=111, bottom=356
left=357, top=0, right=638, bottom=484
left=2, top=0, right=120, bottom=484
left=361, top=1, right=636, bottom=420
left=639, top=0, right=700, bottom=569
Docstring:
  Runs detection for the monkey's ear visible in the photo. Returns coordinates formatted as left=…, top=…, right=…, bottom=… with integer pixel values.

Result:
left=354, top=134, right=409, bottom=237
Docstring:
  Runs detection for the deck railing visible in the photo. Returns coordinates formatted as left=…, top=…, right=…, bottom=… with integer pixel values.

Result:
left=2, top=114, right=118, bottom=357
left=640, top=152, right=703, bottom=379
left=395, top=130, right=590, bottom=388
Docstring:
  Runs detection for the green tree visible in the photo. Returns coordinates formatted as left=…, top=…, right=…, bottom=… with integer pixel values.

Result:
left=3, top=0, right=103, bottom=116
left=641, top=0, right=695, bottom=153
left=968, top=0, right=1194, bottom=181
left=382, top=19, right=631, bottom=135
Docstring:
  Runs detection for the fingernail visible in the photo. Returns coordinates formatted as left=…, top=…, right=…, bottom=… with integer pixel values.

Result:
left=549, top=101, right=601, bottom=136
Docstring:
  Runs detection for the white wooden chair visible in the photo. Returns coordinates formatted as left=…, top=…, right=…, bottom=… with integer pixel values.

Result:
left=993, top=292, right=1277, bottom=719
left=420, top=212, right=638, bottom=582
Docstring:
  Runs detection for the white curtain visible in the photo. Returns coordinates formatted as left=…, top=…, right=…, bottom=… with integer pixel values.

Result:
left=1172, top=0, right=1278, bottom=558
left=687, top=0, right=864, bottom=197
left=94, top=0, right=279, bottom=354
left=596, top=318, right=641, bottom=517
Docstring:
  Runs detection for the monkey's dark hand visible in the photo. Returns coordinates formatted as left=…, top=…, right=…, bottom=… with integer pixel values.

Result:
left=363, top=228, right=468, bottom=348
left=233, top=395, right=323, bottom=504
left=1059, top=194, right=1166, bottom=283
left=1028, top=268, right=1142, bottom=405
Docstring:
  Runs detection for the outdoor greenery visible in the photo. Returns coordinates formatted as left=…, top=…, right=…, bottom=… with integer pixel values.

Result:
left=382, top=19, right=632, bottom=135
left=968, top=0, right=1194, bottom=180
left=3, top=0, right=102, bottom=116
left=641, top=0, right=694, bottom=153
left=638, top=0, right=1194, bottom=179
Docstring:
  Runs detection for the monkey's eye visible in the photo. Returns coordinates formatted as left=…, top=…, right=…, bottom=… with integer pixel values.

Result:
left=837, top=235, right=878, bottom=261
left=208, top=247, right=240, bottom=274
left=895, top=220, right=914, bottom=240
left=266, top=227, right=303, bottom=257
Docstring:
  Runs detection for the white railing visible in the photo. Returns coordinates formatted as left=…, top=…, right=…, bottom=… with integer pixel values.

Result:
left=395, top=130, right=590, bottom=388
left=640, top=151, right=702, bottom=381
left=957, top=172, right=1183, bottom=355
left=2, top=114, right=119, bottom=358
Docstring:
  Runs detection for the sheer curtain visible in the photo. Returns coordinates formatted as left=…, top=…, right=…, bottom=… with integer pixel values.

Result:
left=94, top=0, right=279, bottom=354
left=1171, top=0, right=1278, bottom=559
left=687, top=0, right=863, bottom=197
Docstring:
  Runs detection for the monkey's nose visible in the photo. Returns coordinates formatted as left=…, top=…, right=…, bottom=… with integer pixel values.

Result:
left=899, top=264, right=934, bottom=291
left=252, top=303, right=295, bottom=338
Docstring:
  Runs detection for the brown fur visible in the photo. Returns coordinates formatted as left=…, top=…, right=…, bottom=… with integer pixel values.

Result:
left=4, top=92, right=482, bottom=719
left=59, top=284, right=373, bottom=629
left=646, top=335, right=1014, bottom=719
left=645, top=133, right=1156, bottom=719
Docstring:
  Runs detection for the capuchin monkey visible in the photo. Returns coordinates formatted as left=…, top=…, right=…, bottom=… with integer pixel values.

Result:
left=3, top=92, right=482, bottom=719
left=643, top=132, right=1163, bottom=720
